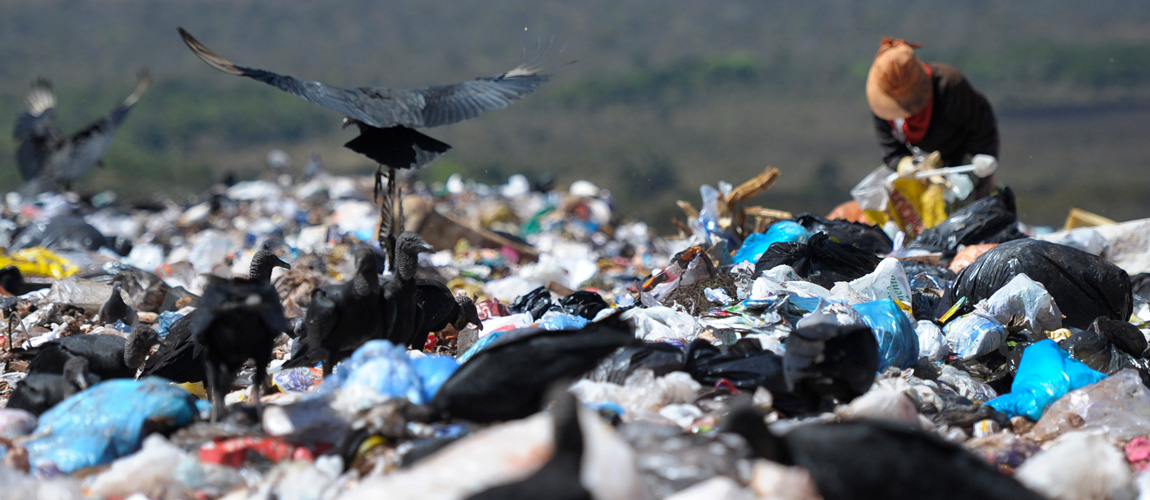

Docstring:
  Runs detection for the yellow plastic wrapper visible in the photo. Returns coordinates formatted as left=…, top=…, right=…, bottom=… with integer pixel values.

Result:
left=178, top=381, right=209, bottom=399
left=0, top=247, right=80, bottom=279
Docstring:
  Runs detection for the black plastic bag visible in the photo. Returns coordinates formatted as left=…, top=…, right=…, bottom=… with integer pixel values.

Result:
left=794, top=213, right=893, bottom=255
left=12, top=215, right=110, bottom=252
left=1059, top=319, right=1149, bottom=375
left=558, top=290, right=610, bottom=320
left=910, top=272, right=953, bottom=321
left=508, top=286, right=557, bottom=321
left=683, top=339, right=820, bottom=415
left=429, top=313, right=637, bottom=423
left=907, top=188, right=1026, bottom=259
left=951, top=238, right=1133, bottom=329
left=754, top=232, right=882, bottom=289
left=586, top=342, right=685, bottom=384
left=784, top=307, right=878, bottom=404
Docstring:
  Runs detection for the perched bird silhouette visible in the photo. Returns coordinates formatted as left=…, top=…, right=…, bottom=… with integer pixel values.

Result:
left=192, top=276, right=286, bottom=423
left=7, top=357, right=99, bottom=416
left=141, top=243, right=288, bottom=384
left=95, top=281, right=138, bottom=327
left=414, top=282, right=484, bottom=340
left=381, top=233, right=436, bottom=350
left=0, top=266, right=51, bottom=296
left=424, top=312, right=637, bottom=423
left=465, top=390, right=592, bottom=500
left=721, top=405, right=1047, bottom=500
left=284, top=247, right=383, bottom=375
left=13, top=71, right=151, bottom=192
left=176, top=27, right=553, bottom=270
left=21, top=327, right=160, bottom=380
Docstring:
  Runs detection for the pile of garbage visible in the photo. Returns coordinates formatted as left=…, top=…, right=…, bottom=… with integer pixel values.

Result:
left=1, top=167, right=1150, bottom=500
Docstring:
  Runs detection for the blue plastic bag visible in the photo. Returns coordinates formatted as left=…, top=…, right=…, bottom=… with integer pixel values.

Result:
left=851, top=299, right=919, bottom=370
left=10, top=377, right=202, bottom=474
left=539, top=312, right=590, bottom=331
left=411, top=355, right=460, bottom=403
left=733, top=222, right=811, bottom=264
left=944, top=313, right=1008, bottom=360
left=458, top=330, right=509, bottom=364
left=322, top=340, right=460, bottom=404
left=986, top=339, right=1107, bottom=420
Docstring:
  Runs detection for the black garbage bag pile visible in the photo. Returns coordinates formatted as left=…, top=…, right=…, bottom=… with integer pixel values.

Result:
left=951, top=238, right=1133, bottom=329
left=908, top=188, right=1027, bottom=260
left=754, top=232, right=883, bottom=289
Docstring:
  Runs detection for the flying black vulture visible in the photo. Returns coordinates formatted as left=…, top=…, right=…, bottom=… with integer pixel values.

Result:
left=176, top=27, right=550, bottom=171
left=176, top=27, right=553, bottom=270
left=95, top=281, right=138, bottom=327
left=21, top=327, right=160, bottom=380
left=381, top=233, right=436, bottom=350
left=7, top=357, right=99, bottom=416
left=465, top=390, right=592, bottom=500
left=284, top=247, right=383, bottom=375
left=192, top=276, right=286, bottom=423
left=720, top=406, right=1047, bottom=500
left=141, top=244, right=288, bottom=384
left=13, top=71, right=151, bottom=192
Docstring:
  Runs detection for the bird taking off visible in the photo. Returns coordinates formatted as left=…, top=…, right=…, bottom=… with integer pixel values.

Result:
left=13, top=71, right=151, bottom=193
left=176, top=27, right=552, bottom=171
left=178, top=27, right=557, bottom=269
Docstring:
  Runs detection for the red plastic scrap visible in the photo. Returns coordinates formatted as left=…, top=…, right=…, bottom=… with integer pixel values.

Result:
left=199, top=436, right=328, bottom=467
left=424, top=333, right=439, bottom=351
left=1125, top=436, right=1150, bottom=471
left=475, top=298, right=508, bottom=320
left=713, top=378, right=740, bottom=394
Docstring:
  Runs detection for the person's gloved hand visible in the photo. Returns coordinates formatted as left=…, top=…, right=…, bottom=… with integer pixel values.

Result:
left=971, top=154, right=998, bottom=178
left=896, top=156, right=916, bottom=177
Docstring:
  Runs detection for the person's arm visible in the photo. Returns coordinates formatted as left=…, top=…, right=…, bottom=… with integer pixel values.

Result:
left=873, top=115, right=910, bottom=169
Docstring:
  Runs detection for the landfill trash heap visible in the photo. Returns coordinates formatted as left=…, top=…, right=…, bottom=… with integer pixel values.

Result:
left=0, top=170, right=1150, bottom=500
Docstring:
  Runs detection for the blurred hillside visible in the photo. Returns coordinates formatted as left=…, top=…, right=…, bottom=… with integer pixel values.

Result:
left=2, top=0, right=1149, bottom=232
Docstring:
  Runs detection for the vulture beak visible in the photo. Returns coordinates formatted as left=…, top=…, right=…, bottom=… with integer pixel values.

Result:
left=341, top=117, right=355, bottom=129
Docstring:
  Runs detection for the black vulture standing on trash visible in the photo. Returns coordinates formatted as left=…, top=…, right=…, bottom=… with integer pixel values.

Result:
left=13, top=71, right=151, bottom=192
left=381, top=233, right=436, bottom=350
left=283, top=247, right=383, bottom=376
left=720, top=405, right=1048, bottom=500
left=176, top=27, right=555, bottom=270
left=7, top=357, right=100, bottom=416
left=20, top=326, right=160, bottom=381
left=95, top=281, right=138, bottom=327
left=414, top=280, right=484, bottom=340
left=192, top=276, right=286, bottom=423
left=141, top=243, right=289, bottom=384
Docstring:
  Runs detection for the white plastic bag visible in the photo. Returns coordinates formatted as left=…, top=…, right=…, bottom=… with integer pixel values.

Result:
left=975, top=274, right=1062, bottom=337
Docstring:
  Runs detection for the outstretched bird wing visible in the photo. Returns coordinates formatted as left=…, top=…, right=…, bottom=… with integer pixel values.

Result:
left=177, top=28, right=549, bottom=130
left=52, top=70, right=152, bottom=184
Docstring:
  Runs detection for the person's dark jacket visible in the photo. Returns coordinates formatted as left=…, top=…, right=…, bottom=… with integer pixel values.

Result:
left=874, top=63, right=999, bottom=196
